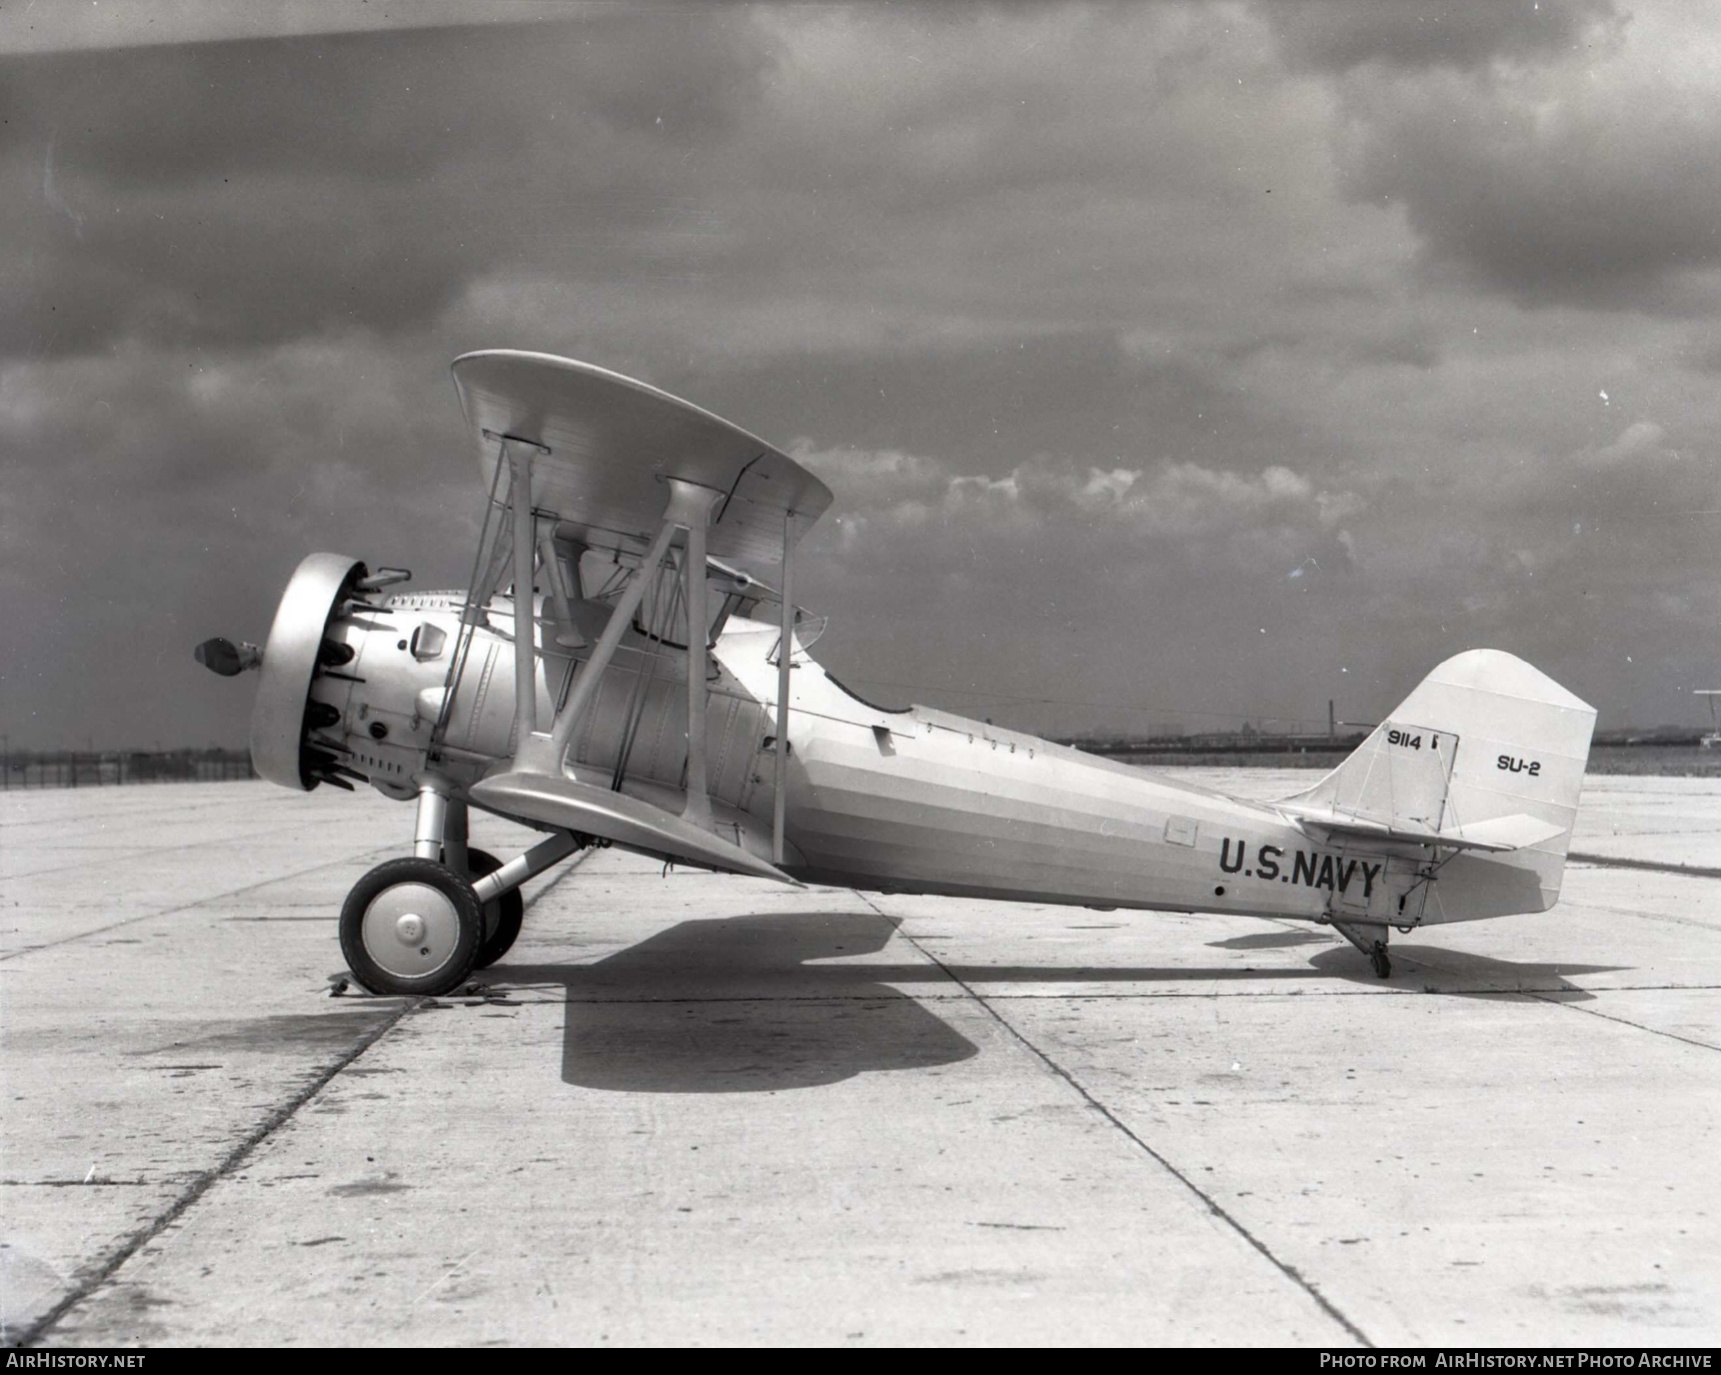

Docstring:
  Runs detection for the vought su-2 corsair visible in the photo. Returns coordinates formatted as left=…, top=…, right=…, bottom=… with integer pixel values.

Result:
left=197, top=350, right=1598, bottom=995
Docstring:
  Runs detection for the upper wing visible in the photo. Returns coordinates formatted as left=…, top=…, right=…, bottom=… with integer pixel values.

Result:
left=451, top=350, right=832, bottom=566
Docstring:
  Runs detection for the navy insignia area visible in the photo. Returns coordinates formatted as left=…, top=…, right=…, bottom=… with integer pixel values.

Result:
left=1219, top=840, right=1386, bottom=901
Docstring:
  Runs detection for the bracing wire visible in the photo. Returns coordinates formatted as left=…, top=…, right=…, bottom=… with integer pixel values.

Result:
left=431, top=438, right=510, bottom=749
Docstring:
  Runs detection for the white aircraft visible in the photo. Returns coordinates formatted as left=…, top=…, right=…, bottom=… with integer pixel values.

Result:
left=198, top=351, right=1598, bottom=994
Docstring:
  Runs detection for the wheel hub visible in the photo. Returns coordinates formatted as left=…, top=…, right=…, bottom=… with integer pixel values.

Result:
left=361, top=882, right=461, bottom=979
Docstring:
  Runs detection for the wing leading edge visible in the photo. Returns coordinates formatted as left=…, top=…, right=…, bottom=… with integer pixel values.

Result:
left=470, top=771, right=799, bottom=885
left=451, top=350, right=832, bottom=567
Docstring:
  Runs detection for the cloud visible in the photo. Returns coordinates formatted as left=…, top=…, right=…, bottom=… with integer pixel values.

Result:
left=1582, top=420, right=1670, bottom=468
left=793, top=441, right=1361, bottom=558
left=0, top=17, right=767, bottom=358
left=0, top=3, right=570, bottom=55
left=1075, top=467, right=1139, bottom=509
left=1332, top=7, right=1721, bottom=308
left=1549, top=420, right=1715, bottom=540
left=1262, top=0, right=1620, bottom=73
left=4, top=5, right=1721, bottom=746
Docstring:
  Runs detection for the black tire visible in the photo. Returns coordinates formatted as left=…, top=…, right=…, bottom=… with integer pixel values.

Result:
left=339, top=857, right=483, bottom=996
left=463, top=847, right=525, bottom=970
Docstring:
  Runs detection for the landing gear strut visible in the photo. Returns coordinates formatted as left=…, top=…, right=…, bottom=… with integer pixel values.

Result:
left=335, top=785, right=501, bottom=995
left=432, top=794, right=525, bottom=968
left=1330, top=919, right=1392, bottom=979
left=462, top=847, right=525, bottom=969
left=337, top=782, right=575, bottom=995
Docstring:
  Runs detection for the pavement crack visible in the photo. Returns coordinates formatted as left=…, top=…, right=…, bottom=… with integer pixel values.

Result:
left=9, top=846, right=590, bottom=1346
left=856, top=891, right=1374, bottom=1349
left=1567, top=852, right=1721, bottom=881
left=9, top=995, right=423, bottom=1348
left=1523, top=991, right=1721, bottom=1053
left=1, top=817, right=346, bottom=883
left=1389, top=951, right=1721, bottom=1053
left=3, top=838, right=588, bottom=964
left=0, top=845, right=401, bottom=963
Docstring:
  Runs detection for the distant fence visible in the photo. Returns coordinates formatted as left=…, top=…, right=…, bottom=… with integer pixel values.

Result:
left=1062, top=730, right=1721, bottom=777
left=1, top=749, right=255, bottom=790
left=1063, top=729, right=1711, bottom=758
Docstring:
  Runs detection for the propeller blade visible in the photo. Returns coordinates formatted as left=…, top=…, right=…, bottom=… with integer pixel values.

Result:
left=194, top=637, right=262, bottom=677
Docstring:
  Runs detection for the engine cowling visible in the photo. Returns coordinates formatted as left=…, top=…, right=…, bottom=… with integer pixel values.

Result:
left=250, top=553, right=366, bottom=790
left=206, top=553, right=555, bottom=797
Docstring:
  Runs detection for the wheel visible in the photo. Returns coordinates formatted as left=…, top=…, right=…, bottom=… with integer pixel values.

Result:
left=339, top=858, right=483, bottom=996
left=1370, top=943, right=1392, bottom=980
left=462, top=847, right=525, bottom=970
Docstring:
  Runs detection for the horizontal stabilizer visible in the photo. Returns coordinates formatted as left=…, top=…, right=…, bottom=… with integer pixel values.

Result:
left=1283, top=806, right=1566, bottom=853
left=470, top=770, right=799, bottom=886
left=1437, top=813, right=1568, bottom=851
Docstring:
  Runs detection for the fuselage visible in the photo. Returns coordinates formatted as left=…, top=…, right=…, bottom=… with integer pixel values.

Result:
left=307, top=586, right=1534, bottom=930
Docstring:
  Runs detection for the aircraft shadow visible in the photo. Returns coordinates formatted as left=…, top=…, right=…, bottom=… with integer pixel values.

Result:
left=496, top=909, right=980, bottom=1094
left=486, top=913, right=1632, bottom=1091
left=1207, top=929, right=1335, bottom=951
left=1310, top=944, right=1627, bottom=1000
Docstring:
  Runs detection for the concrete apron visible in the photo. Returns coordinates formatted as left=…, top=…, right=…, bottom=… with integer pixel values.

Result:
left=3, top=778, right=1718, bottom=1345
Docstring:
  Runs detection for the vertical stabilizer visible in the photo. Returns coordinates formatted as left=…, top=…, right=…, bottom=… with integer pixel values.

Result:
left=1281, top=650, right=1596, bottom=914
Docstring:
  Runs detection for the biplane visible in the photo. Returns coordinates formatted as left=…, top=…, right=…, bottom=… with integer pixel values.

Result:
left=197, top=350, right=1598, bottom=994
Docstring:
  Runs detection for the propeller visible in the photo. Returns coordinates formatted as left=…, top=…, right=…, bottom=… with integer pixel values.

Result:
left=194, top=637, right=262, bottom=677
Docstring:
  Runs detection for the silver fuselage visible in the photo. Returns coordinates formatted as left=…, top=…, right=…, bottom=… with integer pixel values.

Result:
left=311, top=589, right=1543, bottom=930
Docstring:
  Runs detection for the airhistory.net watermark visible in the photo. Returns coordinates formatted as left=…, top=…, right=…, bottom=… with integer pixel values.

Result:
left=1318, top=1358, right=1713, bottom=1370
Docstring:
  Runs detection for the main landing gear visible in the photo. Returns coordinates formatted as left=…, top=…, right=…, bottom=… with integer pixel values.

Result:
left=1329, top=919, right=1392, bottom=979
left=338, top=783, right=578, bottom=996
left=340, top=857, right=483, bottom=996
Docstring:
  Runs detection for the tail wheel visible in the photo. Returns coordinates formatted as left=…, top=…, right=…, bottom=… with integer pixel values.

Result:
left=340, top=858, right=482, bottom=996
left=462, top=847, right=526, bottom=970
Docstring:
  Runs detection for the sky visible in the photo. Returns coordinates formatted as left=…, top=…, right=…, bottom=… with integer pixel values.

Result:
left=2, top=0, right=1718, bottom=750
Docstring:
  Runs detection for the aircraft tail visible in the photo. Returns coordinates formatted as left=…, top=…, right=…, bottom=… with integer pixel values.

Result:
left=1279, top=650, right=1596, bottom=916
